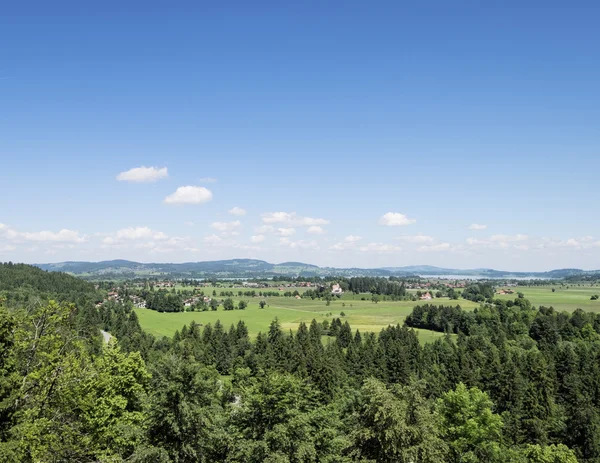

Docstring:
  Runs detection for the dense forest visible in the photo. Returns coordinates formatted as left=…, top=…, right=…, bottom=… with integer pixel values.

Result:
left=2, top=264, right=599, bottom=462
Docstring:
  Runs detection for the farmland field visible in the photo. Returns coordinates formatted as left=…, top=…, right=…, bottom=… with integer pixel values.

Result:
left=134, top=294, right=477, bottom=342
left=495, top=285, right=600, bottom=312
left=134, top=284, right=600, bottom=340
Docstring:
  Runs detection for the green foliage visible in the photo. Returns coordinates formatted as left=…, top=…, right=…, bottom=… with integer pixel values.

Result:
left=349, top=378, right=448, bottom=462
left=0, top=264, right=597, bottom=461
left=462, top=282, right=495, bottom=303
left=436, top=383, right=504, bottom=462
left=521, top=444, right=579, bottom=462
left=223, top=297, right=235, bottom=311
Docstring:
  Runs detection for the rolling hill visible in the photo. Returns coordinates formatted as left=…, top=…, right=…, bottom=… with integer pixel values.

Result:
left=33, top=259, right=596, bottom=280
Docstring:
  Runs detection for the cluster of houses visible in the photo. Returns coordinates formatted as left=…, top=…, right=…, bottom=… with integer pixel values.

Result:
left=183, top=295, right=212, bottom=308
left=496, top=289, right=515, bottom=295
left=153, top=281, right=175, bottom=288
left=96, top=292, right=147, bottom=308
left=407, top=282, right=467, bottom=290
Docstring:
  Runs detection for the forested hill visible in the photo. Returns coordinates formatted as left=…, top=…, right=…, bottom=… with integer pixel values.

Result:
left=0, top=262, right=97, bottom=302
left=35, top=259, right=595, bottom=280
left=0, top=262, right=95, bottom=293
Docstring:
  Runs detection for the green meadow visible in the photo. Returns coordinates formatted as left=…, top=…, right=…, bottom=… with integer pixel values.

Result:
left=495, top=285, right=600, bottom=312
left=134, top=284, right=600, bottom=341
left=134, top=294, right=477, bottom=342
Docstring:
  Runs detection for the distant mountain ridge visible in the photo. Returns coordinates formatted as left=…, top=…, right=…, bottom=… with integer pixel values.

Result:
left=33, top=259, right=596, bottom=280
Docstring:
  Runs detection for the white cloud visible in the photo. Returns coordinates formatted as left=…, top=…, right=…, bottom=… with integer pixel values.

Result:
left=466, top=237, right=486, bottom=246
left=276, top=227, right=296, bottom=237
left=251, top=234, right=266, bottom=243
left=358, top=242, right=402, bottom=253
left=537, top=236, right=600, bottom=251
left=396, top=234, right=435, bottom=244
left=198, top=177, right=217, bottom=183
left=296, top=217, right=329, bottom=226
left=279, top=238, right=319, bottom=249
left=229, top=206, right=247, bottom=216
left=234, top=243, right=261, bottom=251
left=330, top=235, right=362, bottom=251
left=116, top=166, right=168, bottom=183
left=255, top=225, right=275, bottom=234
left=100, top=227, right=191, bottom=255
left=114, top=227, right=157, bottom=241
left=203, top=234, right=223, bottom=245
left=0, top=245, right=16, bottom=252
left=307, top=226, right=326, bottom=235
left=490, top=234, right=528, bottom=243
left=465, top=234, right=530, bottom=251
left=211, top=220, right=242, bottom=232
left=261, top=212, right=329, bottom=226
left=379, top=212, right=416, bottom=226
left=418, top=242, right=451, bottom=252
left=468, top=223, right=488, bottom=230
left=262, top=212, right=293, bottom=223
left=21, top=229, right=86, bottom=243
left=164, top=186, right=213, bottom=205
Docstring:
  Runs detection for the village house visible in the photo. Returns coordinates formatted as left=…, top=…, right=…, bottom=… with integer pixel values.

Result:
left=331, top=284, right=343, bottom=295
left=496, top=289, right=514, bottom=295
left=420, top=292, right=432, bottom=300
left=130, top=295, right=146, bottom=308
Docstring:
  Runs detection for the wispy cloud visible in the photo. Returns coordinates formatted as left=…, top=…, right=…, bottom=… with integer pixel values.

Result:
left=116, top=166, right=168, bottom=183
left=0, top=223, right=86, bottom=244
left=279, top=238, right=319, bottom=249
left=418, top=242, right=451, bottom=252
left=379, top=212, right=416, bottom=226
left=251, top=234, right=266, bottom=243
left=396, top=234, right=435, bottom=244
left=307, top=226, right=326, bottom=235
left=276, top=227, right=296, bottom=237
left=330, top=235, right=362, bottom=251
left=164, top=186, right=213, bottom=205
left=229, top=206, right=246, bottom=216
left=358, top=242, right=402, bottom=253
left=211, top=220, right=242, bottom=232
left=468, top=223, right=487, bottom=230
left=261, top=212, right=329, bottom=226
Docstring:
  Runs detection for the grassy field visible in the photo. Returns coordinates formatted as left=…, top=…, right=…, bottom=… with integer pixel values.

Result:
left=495, top=285, right=600, bottom=312
left=134, top=284, right=600, bottom=341
left=134, top=295, right=475, bottom=342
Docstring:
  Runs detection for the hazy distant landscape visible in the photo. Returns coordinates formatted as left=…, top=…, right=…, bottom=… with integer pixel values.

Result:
left=35, top=259, right=597, bottom=280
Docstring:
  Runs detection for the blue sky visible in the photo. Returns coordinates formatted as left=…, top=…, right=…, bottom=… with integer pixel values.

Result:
left=1, top=2, right=599, bottom=270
